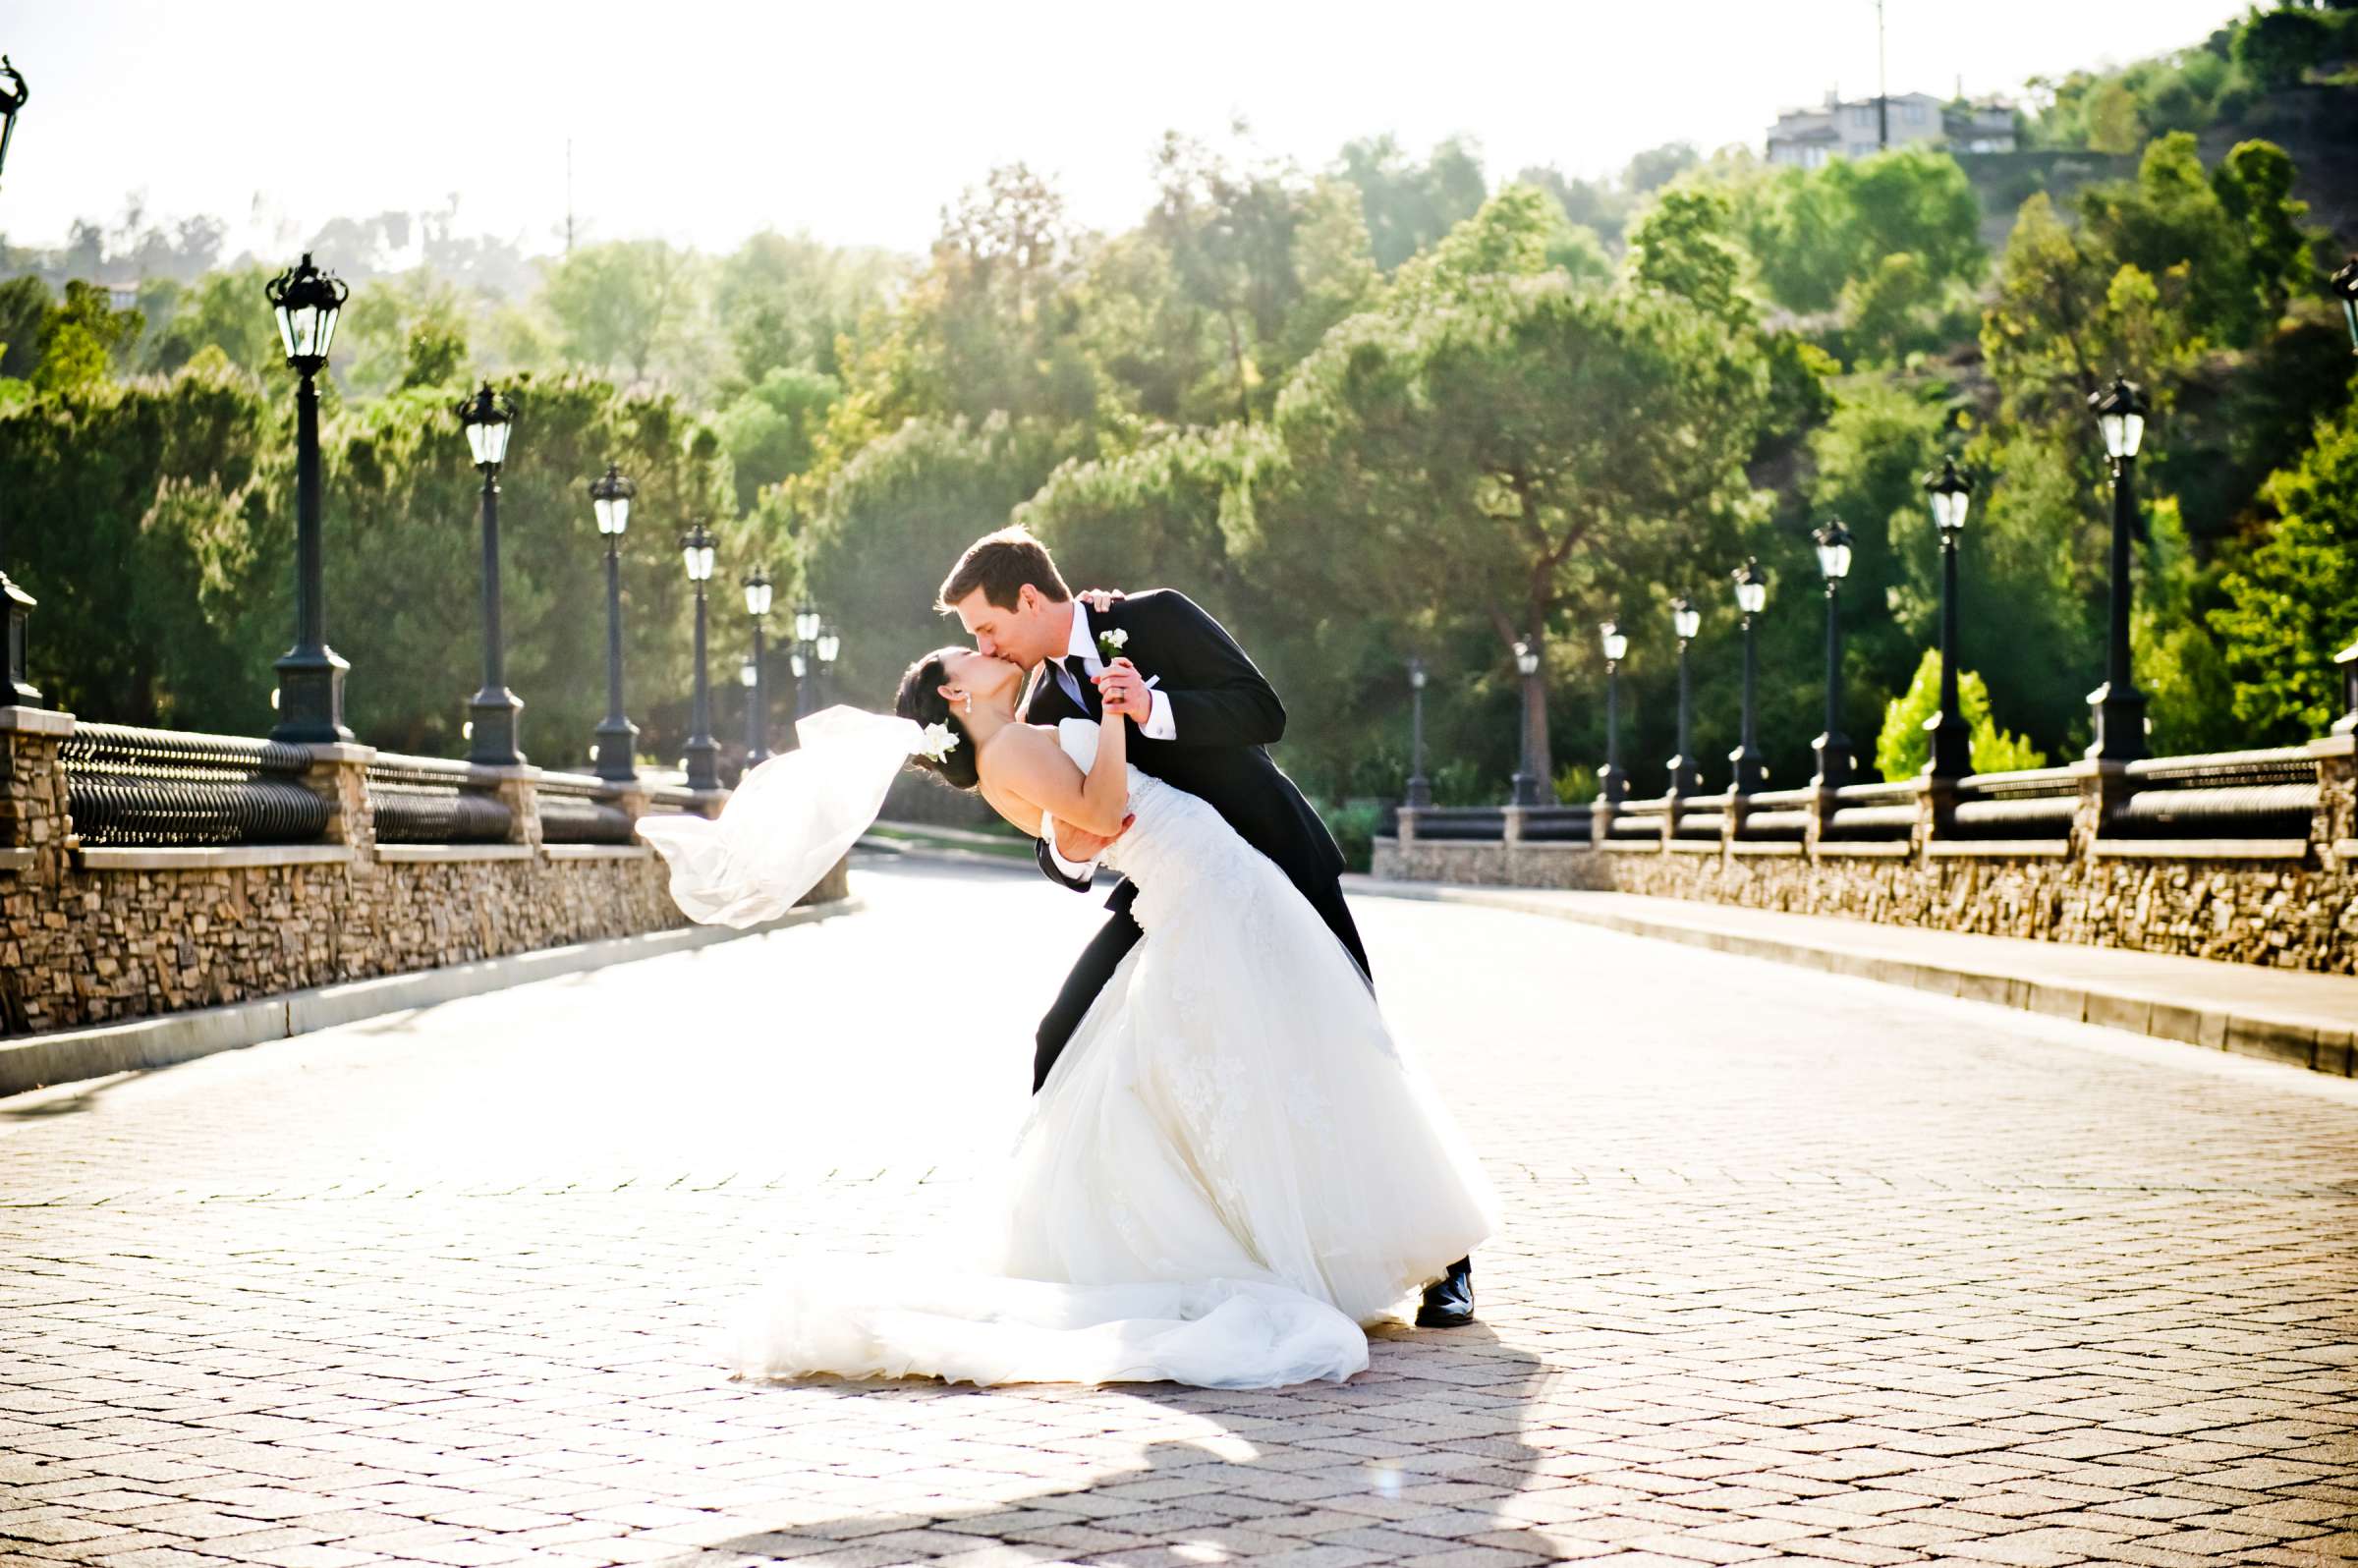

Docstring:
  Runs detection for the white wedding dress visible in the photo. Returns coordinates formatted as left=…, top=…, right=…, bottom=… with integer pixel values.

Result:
left=706, top=717, right=1497, bottom=1389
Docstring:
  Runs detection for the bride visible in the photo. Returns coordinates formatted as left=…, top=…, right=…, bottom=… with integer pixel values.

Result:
left=637, top=645, right=1496, bottom=1389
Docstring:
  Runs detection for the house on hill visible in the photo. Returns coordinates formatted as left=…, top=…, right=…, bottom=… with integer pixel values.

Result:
left=1768, top=92, right=2018, bottom=167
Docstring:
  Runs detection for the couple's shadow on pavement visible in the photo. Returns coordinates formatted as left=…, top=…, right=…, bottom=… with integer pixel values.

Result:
left=676, top=1324, right=1546, bottom=1565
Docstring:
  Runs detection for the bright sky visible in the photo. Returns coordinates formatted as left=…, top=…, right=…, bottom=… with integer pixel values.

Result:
left=0, top=0, right=2248, bottom=262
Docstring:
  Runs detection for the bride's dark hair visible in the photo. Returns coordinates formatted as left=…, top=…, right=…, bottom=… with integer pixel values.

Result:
left=895, top=648, right=982, bottom=791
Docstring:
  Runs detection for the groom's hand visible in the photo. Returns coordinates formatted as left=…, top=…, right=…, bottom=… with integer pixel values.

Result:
left=1055, top=814, right=1133, bottom=862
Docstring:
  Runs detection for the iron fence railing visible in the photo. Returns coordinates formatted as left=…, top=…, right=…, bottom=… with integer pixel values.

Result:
left=366, top=754, right=513, bottom=844
left=60, top=723, right=329, bottom=847
left=1386, top=746, right=2338, bottom=855
left=534, top=771, right=636, bottom=846
left=2106, top=748, right=2318, bottom=840
left=1413, top=807, right=1506, bottom=841
left=1821, top=779, right=1918, bottom=841
left=1737, top=787, right=1814, bottom=840
left=1953, top=766, right=2078, bottom=840
left=1521, top=805, right=1594, bottom=842
left=1608, top=795, right=1670, bottom=840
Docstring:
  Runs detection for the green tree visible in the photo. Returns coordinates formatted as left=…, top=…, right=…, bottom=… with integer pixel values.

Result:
left=803, top=414, right=1065, bottom=707
left=1335, top=135, right=1488, bottom=271
left=1873, top=649, right=2049, bottom=780
left=2211, top=400, right=2358, bottom=739
left=714, top=365, right=839, bottom=511
left=31, top=282, right=142, bottom=394
left=712, top=230, right=895, bottom=385
left=139, top=266, right=284, bottom=380
left=540, top=240, right=708, bottom=390
left=1247, top=189, right=1772, bottom=792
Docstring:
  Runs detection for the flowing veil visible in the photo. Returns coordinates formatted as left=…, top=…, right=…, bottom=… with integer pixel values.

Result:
left=635, top=706, right=920, bottom=926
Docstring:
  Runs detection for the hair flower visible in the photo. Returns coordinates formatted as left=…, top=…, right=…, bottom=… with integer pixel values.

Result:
left=918, top=721, right=961, bottom=763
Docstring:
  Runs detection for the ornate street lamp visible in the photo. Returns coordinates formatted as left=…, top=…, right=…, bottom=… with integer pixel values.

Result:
left=588, top=463, right=639, bottom=782
left=0, top=56, right=27, bottom=189
left=1809, top=520, right=1855, bottom=789
left=1509, top=637, right=1542, bottom=808
left=740, top=653, right=761, bottom=767
left=1404, top=656, right=1432, bottom=810
left=742, top=566, right=773, bottom=764
left=2331, top=255, right=2358, bottom=357
left=1667, top=597, right=1703, bottom=796
left=457, top=383, right=524, bottom=765
left=1922, top=458, right=1974, bottom=778
left=794, top=596, right=821, bottom=646
left=259, top=253, right=355, bottom=741
left=2086, top=375, right=2150, bottom=763
left=1728, top=559, right=1768, bottom=795
left=814, top=619, right=842, bottom=712
left=680, top=520, right=721, bottom=791
left=1599, top=621, right=1628, bottom=807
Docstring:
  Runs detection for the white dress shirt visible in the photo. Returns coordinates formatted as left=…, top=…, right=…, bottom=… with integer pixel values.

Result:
left=1040, top=601, right=1173, bottom=879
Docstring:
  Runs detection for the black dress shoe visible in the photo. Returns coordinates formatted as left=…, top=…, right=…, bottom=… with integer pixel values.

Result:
left=1416, top=1258, right=1475, bottom=1328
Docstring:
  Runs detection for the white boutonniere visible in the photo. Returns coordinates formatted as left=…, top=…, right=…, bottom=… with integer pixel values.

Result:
left=918, top=721, right=961, bottom=763
left=1096, top=628, right=1129, bottom=662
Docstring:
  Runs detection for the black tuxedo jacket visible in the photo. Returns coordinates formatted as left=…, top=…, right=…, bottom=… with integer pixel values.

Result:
left=1024, top=590, right=1347, bottom=920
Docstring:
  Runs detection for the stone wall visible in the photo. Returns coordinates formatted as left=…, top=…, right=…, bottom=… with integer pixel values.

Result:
left=1375, top=739, right=2358, bottom=977
left=0, top=709, right=850, bottom=1036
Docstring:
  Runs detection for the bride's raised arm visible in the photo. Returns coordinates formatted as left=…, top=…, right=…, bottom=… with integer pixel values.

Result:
left=981, top=714, right=1128, bottom=839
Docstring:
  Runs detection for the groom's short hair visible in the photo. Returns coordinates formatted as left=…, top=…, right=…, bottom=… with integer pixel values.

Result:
left=937, top=526, right=1071, bottom=613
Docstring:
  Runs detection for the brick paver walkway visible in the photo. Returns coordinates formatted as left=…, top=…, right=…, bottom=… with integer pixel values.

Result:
left=4, top=858, right=2355, bottom=1568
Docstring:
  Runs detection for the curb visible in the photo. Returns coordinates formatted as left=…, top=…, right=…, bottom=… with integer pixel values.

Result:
left=1347, top=879, right=2356, bottom=1078
left=0, top=898, right=863, bottom=1098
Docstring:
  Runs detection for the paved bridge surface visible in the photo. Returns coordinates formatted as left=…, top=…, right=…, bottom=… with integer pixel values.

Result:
left=3, top=858, right=2354, bottom=1568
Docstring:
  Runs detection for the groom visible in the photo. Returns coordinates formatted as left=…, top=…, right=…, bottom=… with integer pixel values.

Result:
left=938, top=526, right=1476, bottom=1329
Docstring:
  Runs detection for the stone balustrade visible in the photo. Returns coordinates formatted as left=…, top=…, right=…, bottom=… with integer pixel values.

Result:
left=1376, top=737, right=2358, bottom=974
left=0, top=705, right=846, bottom=1036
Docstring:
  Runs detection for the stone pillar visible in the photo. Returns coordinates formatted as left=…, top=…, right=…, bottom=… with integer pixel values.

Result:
left=1396, top=806, right=1421, bottom=847
left=2310, top=733, right=2353, bottom=871
left=302, top=742, right=379, bottom=855
left=1501, top=805, right=1527, bottom=847
left=2070, top=759, right=2128, bottom=855
left=1917, top=773, right=1953, bottom=856
left=1720, top=787, right=1748, bottom=852
left=482, top=765, right=544, bottom=849
left=1, top=704, right=75, bottom=1035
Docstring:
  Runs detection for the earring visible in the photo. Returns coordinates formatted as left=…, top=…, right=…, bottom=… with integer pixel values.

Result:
left=963, top=694, right=975, bottom=714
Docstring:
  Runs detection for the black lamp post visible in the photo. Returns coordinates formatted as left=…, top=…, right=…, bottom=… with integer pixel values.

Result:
left=739, top=654, right=760, bottom=768
left=1728, top=558, right=1768, bottom=795
left=2328, top=262, right=2356, bottom=736
left=0, top=56, right=27, bottom=188
left=792, top=596, right=821, bottom=720
left=1809, top=520, right=1855, bottom=789
left=261, top=254, right=354, bottom=741
left=681, top=522, right=720, bottom=791
left=1599, top=621, right=1628, bottom=807
left=2330, top=255, right=2357, bottom=357
left=2086, top=375, right=2150, bottom=763
left=1405, top=656, right=1432, bottom=809
left=0, top=57, right=28, bottom=707
left=1922, top=458, right=1974, bottom=778
left=815, top=619, right=841, bottom=712
left=1508, top=637, right=1543, bottom=806
left=1667, top=597, right=1702, bottom=795
left=457, top=383, right=524, bottom=765
left=742, top=566, right=773, bottom=763
left=589, top=463, right=638, bottom=782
